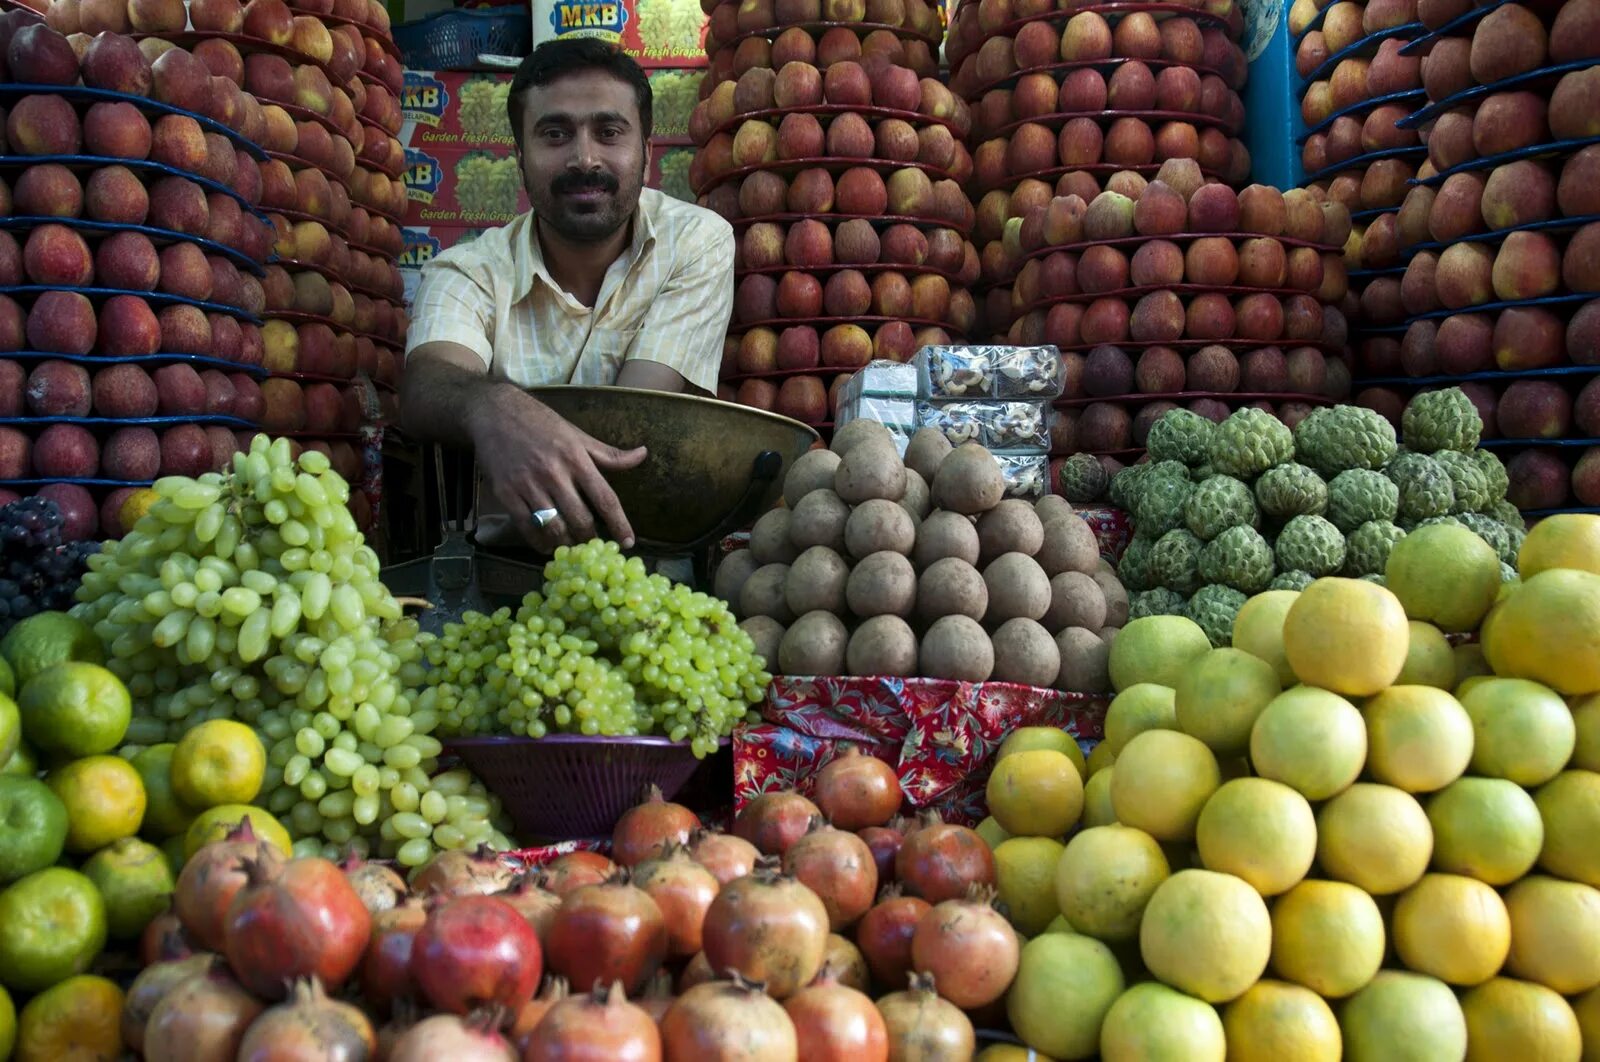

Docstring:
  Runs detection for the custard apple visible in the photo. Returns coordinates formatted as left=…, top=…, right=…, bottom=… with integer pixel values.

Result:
left=1503, top=523, right=1526, bottom=565
left=1150, top=528, right=1205, bottom=596
left=1326, top=469, right=1400, bottom=532
left=1269, top=570, right=1315, bottom=591
left=1386, top=452, right=1456, bottom=522
left=1344, top=520, right=1406, bottom=577
left=1472, top=449, right=1510, bottom=501
left=1402, top=387, right=1482, bottom=453
left=1059, top=452, right=1110, bottom=503
left=1435, top=450, right=1492, bottom=513
left=1490, top=500, right=1525, bottom=529
left=1192, top=463, right=1218, bottom=480
left=1501, top=561, right=1520, bottom=583
left=1209, top=408, right=1295, bottom=478
left=1117, top=535, right=1157, bottom=592
left=1359, top=573, right=1389, bottom=586
left=1185, top=475, right=1260, bottom=541
left=1274, top=514, right=1347, bottom=576
left=1187, top=584, right=1248, bottom=648
left=1458, top=512, right=1511, bottom=562
left=1130, top=588, right=1190, bottom=620
left=1146, top=408, right=1216, bottom=467
left=1255, top=463, right=1329, bottom=519
left=1131, top=462, right=1195, bottom=538
left=1198, top=525, right=1275, bottom=594
left=1292, top=405, right=1398, bottom=475
left=1109, top=461, right=1148, bottom=510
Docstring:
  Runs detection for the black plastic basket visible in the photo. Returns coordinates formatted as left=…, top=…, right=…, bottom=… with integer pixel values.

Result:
left=394, top=8, right=532, bottom=70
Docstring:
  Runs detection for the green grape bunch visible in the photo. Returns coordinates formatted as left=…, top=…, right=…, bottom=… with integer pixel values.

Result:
left=458, top=76, right=513, bottom=143
left=656, top=149, right=695, bottom=203
left=635, top=0, right=706, bottom=57
left=72, top=435, right=514, bottom=869
left=454, top=153, right=524, bottom=219
left=411, top=540, right=770, bottom=758
left=648, top=70, right=703, bottom=138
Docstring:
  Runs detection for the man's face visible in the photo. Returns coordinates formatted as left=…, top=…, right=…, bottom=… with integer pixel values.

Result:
left=516, top=69, right=647, bottom=244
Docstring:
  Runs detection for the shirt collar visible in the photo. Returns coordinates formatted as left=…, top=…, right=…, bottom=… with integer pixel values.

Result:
left=513, top=190, right=660, bottom=305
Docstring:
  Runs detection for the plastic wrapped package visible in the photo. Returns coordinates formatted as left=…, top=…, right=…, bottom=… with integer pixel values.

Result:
left=998, top=452, right=1050, bottom=499
left=918, top=400, right=1050, bottom=452
left=915, top=345, right=1066, bottom=400
left=840, top=360, right=919, bottom=404
left=836, top=396, right=916, bottom=456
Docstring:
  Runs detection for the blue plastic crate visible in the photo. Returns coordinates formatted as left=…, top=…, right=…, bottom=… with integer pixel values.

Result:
left=394, top=7, right=532, bottom=70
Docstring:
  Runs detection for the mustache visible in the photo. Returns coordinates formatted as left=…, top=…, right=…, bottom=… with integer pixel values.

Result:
left=551, top=171, right=619, bottom=195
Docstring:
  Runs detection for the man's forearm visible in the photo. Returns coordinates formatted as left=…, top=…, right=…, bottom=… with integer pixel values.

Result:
left=400, top=357, right=521, bottom=448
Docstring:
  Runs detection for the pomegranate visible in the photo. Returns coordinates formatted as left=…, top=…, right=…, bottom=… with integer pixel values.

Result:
left=636, top=971, right=675, bottom=1026
left=858, top=825, right=903, bottom=885
left=733, top=791, right=821, bottom=856
left=784, top=967, right=890, bottom=1062
left=542, top=851, right=617, bottom=897
left=340, top=848, right=408, bottom=915
left=361, top=897, right=428, bottom=1011
left=143, top=958, right=266, bottom=1062
left=909, top=885, right=1020, bottom=1009
left=612, top=783, right=701, bottom=867
left=895, top=811, right=995, bottom=902
left=876, top=973, right=975, bottom=1060
left=387, top=1010, right=518, bottom=1061
left=122, top=953, right=213, bottom=1055
left=687, top=828, right=760, bottom=886
left=410, top=843, right=515, bottom=898
left=632, top=843, right=720, bottom=959
left=701, top=860, right=830, bottom=999
left=524, top=979, right=663, bottom=1061
left=174, top=819, right=284, bottom=951
left=411, top=894, right=543, bottom=1014
left=677, top=951, right=715, bottom=992
left=545, top=871, right=668, bottom=994
left=854, top=885, right=931, bottom=992
left=496, top=872, right=562, bottom=943
left=818, top=934, right=870, bottom=992
left=812, top=745, right=902, bottom=829
left=511, top=976, right=570, bottom=1052
left=224, top=855, right=373, bottom=999
left=237, top=976, right=377, bottom=1062
left=782, top=818, right=878, bottom=930
left=139, top=911, right=194, bottom=968
left=660, top=975, right=799, bottom=1061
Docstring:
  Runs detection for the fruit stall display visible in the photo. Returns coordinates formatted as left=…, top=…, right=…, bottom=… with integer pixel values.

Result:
left=691, top=0, right=983, bottom=429
left=0, top=11, right=275, bottom=542
left=1349, top=0, right=1600, bottom=513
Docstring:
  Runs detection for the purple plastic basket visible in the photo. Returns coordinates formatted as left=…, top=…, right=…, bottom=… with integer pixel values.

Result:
left=442, top=734, right=711, bottom=842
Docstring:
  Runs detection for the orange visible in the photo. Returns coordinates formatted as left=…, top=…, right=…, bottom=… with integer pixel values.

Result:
left=169, top=719, right=264, bottom=809
left=14, top=974, right=122, bottom=1061
left=45, top=755, right=145, bottom=854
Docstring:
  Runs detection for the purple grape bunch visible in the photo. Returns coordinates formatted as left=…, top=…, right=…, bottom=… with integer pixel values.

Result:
left=0, top=497, right=99, bottom=634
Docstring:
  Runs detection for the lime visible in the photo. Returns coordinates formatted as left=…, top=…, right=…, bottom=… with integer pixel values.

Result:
left=131, top=744, right=193, bottom=840
left=17, top=662, right=130, bottom=759
left=0, top=655, right=12, bottom=699
left=45, top=756, right=145, bottom=854
left=0, top=613, right=103, bottom=689
left=184, top=804, right=292, bottom=859
left=1108, top=615, right=1211, bottom=691
left=81, top=837, right=174, bottom=940
left=170, top=719, right=265, bottom=809
left=1387, top=524, right=1502, bottom=632
left=1340, top=972, right=1467, bottom=1062
left=0, top=777, right=67, bottom=885
left=0, top=693, right=16, bottom=770
left=996, top=726, right=1088, bottom=779
left=0, top=741, right=35, bottom=778
left=0, top=983, right=12, bottom=1062
left=0, top=867, right=107, bottom=993
left=1101, top=981, right=1227, bottom=1061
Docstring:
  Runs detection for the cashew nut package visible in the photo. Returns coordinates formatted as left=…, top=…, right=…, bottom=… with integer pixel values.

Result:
left=914, top=345, right=1067, bottom=400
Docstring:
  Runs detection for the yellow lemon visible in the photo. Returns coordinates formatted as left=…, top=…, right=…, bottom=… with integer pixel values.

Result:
left=1100, top=982, right=1226, bottom=1062
left=170, top=719, right=265, bottom=809
left=15, top=974, right=123, bottom=1062
left=183, top=804, right=292, bottom=860
left=1269, top=879, right=1386, bottom=998
left=1396, top=621, right=1456, bottom=688
left=1518, top=512, right=1600, bottom=577
left=130, top=744, right=192, bottom=841
left=1195, top=777, right=1316, bottom=897
left=1005, top=930, right=1124, bottom=1060
left=1387, top=523, right=1502, bottom=632
left=1316, top=783, right=1434, bottom=895
left=1056, top=824, right=1169, bottom=942
left=1339, top=972, right=1467, bottom=1062
left=1427, top=776, right=1544, bottom=885
left=1461, top=677, right=1576, bottom=786
left=1107, top=615, right=1211, bottom=692
left=1139, top=869, right=1271, bottom=1004
left=1282, top=577, right=1409, bottom=696
left=998, top=727, right=1087, bottom=780
left=1109, top=729, right=1220, bottom=842
left=1086, top=740, right=1115, bottom=775
left=987, top=749, right=1083, bottom=838
left=1231, top=589, right=1300, bottom=688
left=994, top=836, right=1065, bottom=938
left=1174, top=647, right=1282, bottom=757
left=1460, top=977, right=1582, bottom=1062
left=1503, top=876, right=1600, bottom=995
left=46, top=755, right=145, bottom=854
left=1483, top=569, right=1600, bottom=695
left=1222, top=980, right=1341, bottom=1062
left=1393, top=873, right=1512, bottom=986
left=1249, top=685, right=1367, bottom=801
left=1103, top=684, right=1176, bottom=754
left=1573, top=986, right=1600, bottom=1062
left=1535, top=770, right=1600, bottom=887
left=1361, top=685, right=1474, bottom=794
left=1573, top=693, right=1600, bottom=771
left=1081, top=766, right=1116, bottom=827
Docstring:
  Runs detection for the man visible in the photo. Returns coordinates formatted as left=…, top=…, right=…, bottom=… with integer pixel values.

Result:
left=401, top=38, right=735, bottom=551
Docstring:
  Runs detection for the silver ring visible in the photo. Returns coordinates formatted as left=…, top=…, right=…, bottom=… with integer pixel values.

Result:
left=531, top=507, right=561, bottom=530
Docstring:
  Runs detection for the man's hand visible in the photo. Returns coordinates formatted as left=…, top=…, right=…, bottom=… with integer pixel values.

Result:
left=470, top=386, right=646, bottom=550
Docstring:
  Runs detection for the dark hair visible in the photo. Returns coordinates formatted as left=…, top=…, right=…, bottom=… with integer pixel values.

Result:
left=507, top=38, right=653, bottom=146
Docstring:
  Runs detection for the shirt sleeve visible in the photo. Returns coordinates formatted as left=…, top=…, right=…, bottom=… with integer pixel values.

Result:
left=402, top=248, right=497, bottom=369
left=625, top=214, right=735, bottom=394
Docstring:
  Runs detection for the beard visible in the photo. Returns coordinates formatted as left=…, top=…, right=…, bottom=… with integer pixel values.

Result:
left=530, top=166, right=643, bottom=243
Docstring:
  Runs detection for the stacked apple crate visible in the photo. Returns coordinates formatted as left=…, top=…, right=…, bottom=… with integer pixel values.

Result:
left=944, top=0, right=1352, bottom=476
left=690, top=0, right=982, bottom=432
left=1348, top=0, right=1600, bottom=513
left=0, top=10, right=275, bottom=540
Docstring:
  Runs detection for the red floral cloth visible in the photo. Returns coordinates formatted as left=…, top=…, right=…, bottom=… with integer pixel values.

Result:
left=733, top=677, right=1109, bottom=827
